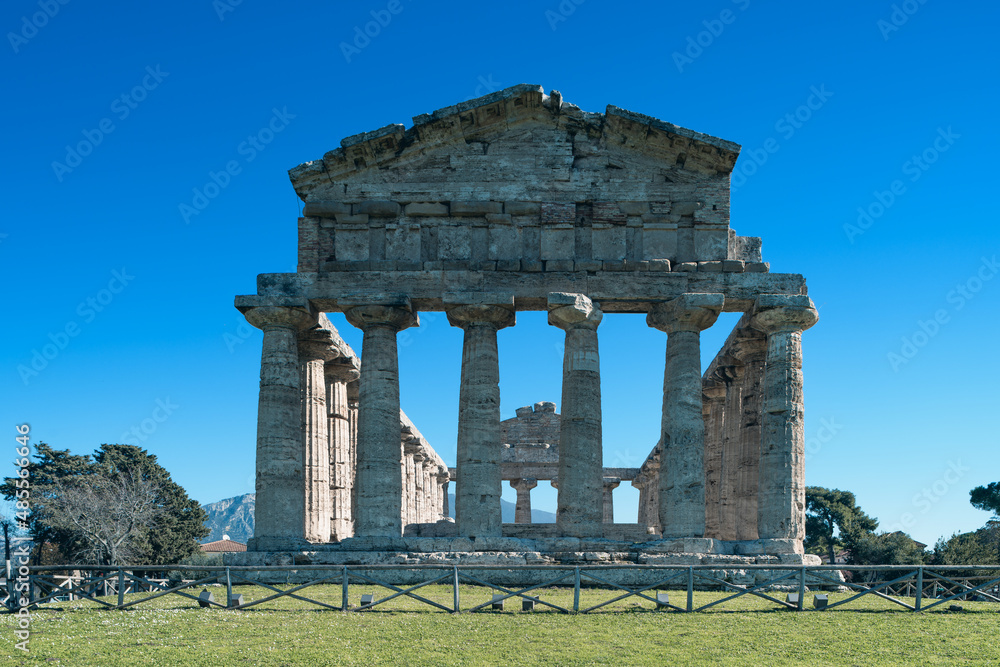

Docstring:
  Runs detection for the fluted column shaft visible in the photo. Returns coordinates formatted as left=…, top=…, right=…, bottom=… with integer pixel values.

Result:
left=733, top=336, right=767, bottom=541
left=412, top=454, right=425, bottom=524
left=344, top=303, right=416, bottom=537
left=648, top=294, right=723, bottom=539
left=602, top=478, right=621, bottom=523
left=447, top=302, right=515, bottom=538
left=549, top=293, right=604, bottom=537
left=510, top=478, right=538, bottom=524
left=299, top=335, right=336, bottom=543
left=326, top=363, right=356, bottom=541
left=244, top=306, right=313, bottom=550
left=702, top=385, right=726, bottom=538
left=751, top=296, right=818, bottom=545
left=718, top=366, right=743, bottom=541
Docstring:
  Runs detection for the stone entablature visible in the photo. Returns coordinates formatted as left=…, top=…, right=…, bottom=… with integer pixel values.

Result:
left=292, top=84, right=763, bottom=275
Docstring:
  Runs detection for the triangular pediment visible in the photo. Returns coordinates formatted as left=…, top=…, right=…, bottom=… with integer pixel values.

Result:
left=289, top=85, right=741, bottom=204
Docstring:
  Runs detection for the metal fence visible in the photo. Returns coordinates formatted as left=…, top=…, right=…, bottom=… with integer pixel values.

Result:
left=4, top=564, right=999, bottom=614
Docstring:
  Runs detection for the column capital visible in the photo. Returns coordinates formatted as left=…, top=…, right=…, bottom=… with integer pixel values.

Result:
left=646, top=293, right=724, bottom=334
left=602, top=477, right=622, bottom=490
left=344, top=303, right=417, bottom=332
left=299, top=327, right=341, bottom=362
left=244, top=305, right=314, bottom=332
left=510, top=477, right=538, bottom=491
left=547, top=292, right=603, bottom=331
left=324, top=359, right=360, bottom=384
left=703, top=383, right=727, bottom=401
left=750, top=295, right=818, bottom=335
left=445, top=304, right=515, bottom=329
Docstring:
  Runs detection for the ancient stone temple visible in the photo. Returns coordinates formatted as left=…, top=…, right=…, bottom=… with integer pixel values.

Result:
left=229, top=84, right=819, bottom=574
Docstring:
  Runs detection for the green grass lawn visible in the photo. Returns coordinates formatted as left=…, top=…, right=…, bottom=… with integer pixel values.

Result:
left=2, top=584, right=998, bottom=666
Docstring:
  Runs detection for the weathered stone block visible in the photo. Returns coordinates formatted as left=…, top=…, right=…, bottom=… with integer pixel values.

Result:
left=438, top=226, right=471, bottom=259
left=540, top=226, right=574, bottom=260
left=618, top=201, right=649, bottom=216
left=451, top=201, right=503, bottom=216
left=648, top=259, right=671, bottom=272
left=693, top=226, right=729, bottom=260
left=335, top=228, right=369, bottom=261
left=356, top=200, right=401, bottom=217
left=334, top=213, right=369, bottom=225
left=592, top=225, right=626, bottom=260
left=385, top=224, right=421, bottom=262
left=505, top=201, right=540, bottom=216
left=489, top=224, right=521, bottom=260
left=574, top=260, right=602, bottom=272
left=699, top=261, right=723, bottom=272
left=545, top=259, right=574, bottom=272
left=675, top=262, right=698, bottom=272
left=497, top=259, right=520, bottom=271
left=745, top=262, right=770, bottom=273
left=642, top=222, right=678, bottom=260
left=303, top=200, right=351, bottom=217
left=405, top=202, right=449, bottom=217
left=521, top=260, right=543, bottom=272
left=722, top=260, right=745, bottom=273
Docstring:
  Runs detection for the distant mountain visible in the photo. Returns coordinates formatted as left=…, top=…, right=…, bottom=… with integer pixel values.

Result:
left=201, top=491, right=556, bottom=543
left=202, top=493, right=255, bottom=543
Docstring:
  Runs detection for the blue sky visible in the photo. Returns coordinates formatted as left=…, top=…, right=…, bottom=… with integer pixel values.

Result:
left=3, top=0, right=998, bottom=548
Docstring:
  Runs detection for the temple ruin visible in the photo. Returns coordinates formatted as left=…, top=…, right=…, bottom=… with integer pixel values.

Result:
left=229, top=84, right=820, bottom=574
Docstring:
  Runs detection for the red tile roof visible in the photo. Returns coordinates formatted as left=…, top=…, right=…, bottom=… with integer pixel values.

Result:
left=200, top=539, right=247, bottom=552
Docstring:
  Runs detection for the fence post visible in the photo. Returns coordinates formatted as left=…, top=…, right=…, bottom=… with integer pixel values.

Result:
left=452, top=566, right=460, bottom=613
left=686, top=567, right=694, bottom=612
left=117, top=569, right=125, bottom=608
left=797, top=567, right=806, bottom=611
left=915, top=566, right=923, bottom=612
left=226, top=568, right=233, bottom=608
left=573, top=567, right=580, bottom=613
left=342, top=567, right=349, bottom=611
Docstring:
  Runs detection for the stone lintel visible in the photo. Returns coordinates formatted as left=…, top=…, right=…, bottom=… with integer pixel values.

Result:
left=257, top=272, right=807, bottom=314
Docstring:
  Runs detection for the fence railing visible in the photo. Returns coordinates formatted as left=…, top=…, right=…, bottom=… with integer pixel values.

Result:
left=4, top=564, right=999, bottom=614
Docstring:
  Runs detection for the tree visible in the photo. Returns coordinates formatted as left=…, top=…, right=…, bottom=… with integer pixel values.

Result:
left=848, top=531, right=927, bottom=567
left=805, top=487, right=879, bottom=563
left=92, top=445, right=209, bottom=564
left=932, top=523, right=1000, bottom=577
left=45, top=469, right=163, bottom=565
left=0, top=443, right=94, bottom=564
left=2, top=443, right=209, bottom=565
left=970, top=482, right=1000, bottom=519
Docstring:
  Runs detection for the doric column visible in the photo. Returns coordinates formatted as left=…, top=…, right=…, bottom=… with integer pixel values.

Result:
left=549, top=293, right=604, bottom=538
left=422, top=463, right=435, bottom=522
left=631, top=474, right=650, bottom=526
left=602, top=477, right=621, bottom=523
left=751, top=295, right=819, bottom=548
left=440, top=473, right=450, bottom=520
left=509, top=478, right=538, bottom=524
left=325, top=361, right=358, bottom=542
left=647, top=293, right=723, bottom=539
left=402, top=444, right=417, bottom=525
left=412, top=453, right=425, bottom=524
left=446, top=294, right=515, bottom=538
left=344, top=300, right=417, bottom=537
left=347, top=381, right=359, bottom=534
left=717, top=363, right=743, bottom=541
left=732, top=331, right=767, bottom=541
left=702, top=384, right=726, bottom=539
left=243, top=305, right=314, bottom=550
left=299, top=329, right=338, bottom=543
